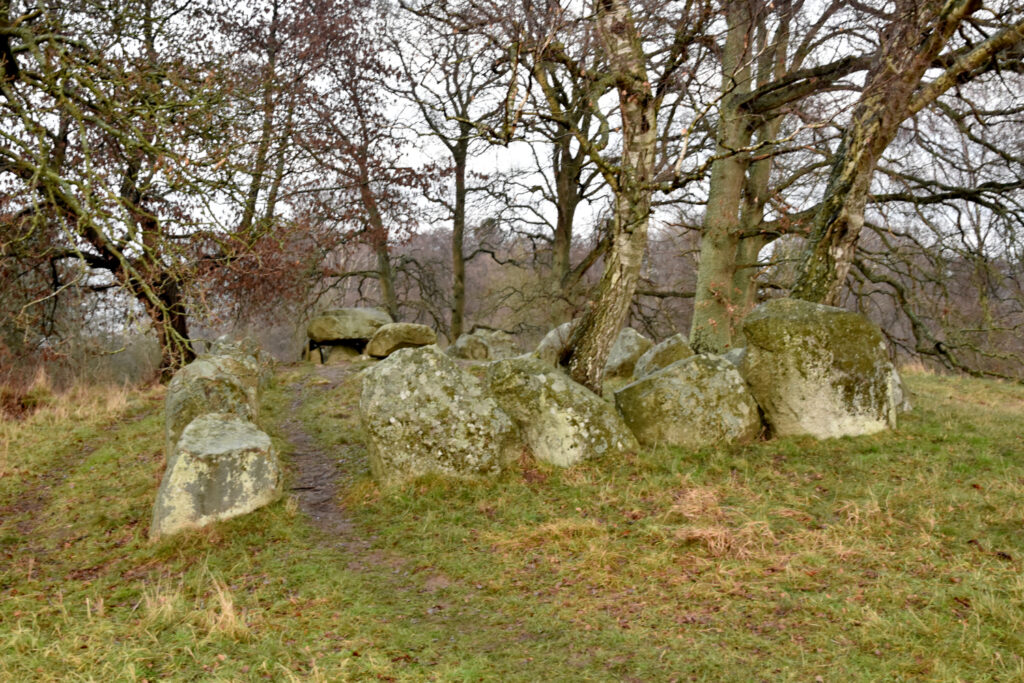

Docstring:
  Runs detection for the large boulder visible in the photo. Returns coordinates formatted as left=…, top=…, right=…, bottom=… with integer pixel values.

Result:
left=615, top=354, right=762, bottom=450
left=487, top=357, right=638, bottom=467
left=740, top=298, right=898, bottom=438
left=449, top=328, right=521, bottom=361
left=164, top=357, right=259, bottom=457
left=359, top=345, right=520, bottom=484
left=365, top=322, right=437, bottom=358
left=150, top=413, right=282, bottom=538
left=533, top=322, right=574, bottom=366
left=633, top=333, right=694, bottom=378
left=307, top=308, right=392, bottom=344
left=604, top=328, right=653, bottom=378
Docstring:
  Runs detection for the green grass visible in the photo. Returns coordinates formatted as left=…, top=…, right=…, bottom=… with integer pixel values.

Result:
left=1, top=367, right=1023, bottom=681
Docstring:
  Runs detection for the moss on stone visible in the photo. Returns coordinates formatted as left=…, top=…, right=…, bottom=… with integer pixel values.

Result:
left=487, top=356, right=638, bottom=467
left=741, top=298, right=897, bottom=438
left=615, top=354, right=762, bottom=449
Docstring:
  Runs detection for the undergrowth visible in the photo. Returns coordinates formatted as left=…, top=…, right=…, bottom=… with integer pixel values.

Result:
left=1, top=366, right=1022, bottom=681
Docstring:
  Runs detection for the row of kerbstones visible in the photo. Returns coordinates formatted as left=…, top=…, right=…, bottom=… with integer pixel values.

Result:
left=359, top=298, right=902, bottom=485
left=359, top=346, right=638, bottom=484
left=150, top=341, right=282, bottom=539
left=615, top=298, right=900, bottom=445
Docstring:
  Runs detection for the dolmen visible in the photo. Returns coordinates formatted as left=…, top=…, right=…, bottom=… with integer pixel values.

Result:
left=306, top=308, right=437, bottom=362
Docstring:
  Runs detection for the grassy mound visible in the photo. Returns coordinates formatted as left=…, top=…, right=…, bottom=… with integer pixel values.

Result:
left=1, top=367, right=1022, bottom=680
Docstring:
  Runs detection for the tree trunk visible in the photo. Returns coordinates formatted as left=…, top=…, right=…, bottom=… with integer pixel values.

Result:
left=792, top=0, right=984, bottom=304
left=689, top=3, right=754, bottom=354
left=563, top=0, right=656, bottom=393
left=358, top=162, right=399, bottom=320
left=451, top=137, right=468, bottom=339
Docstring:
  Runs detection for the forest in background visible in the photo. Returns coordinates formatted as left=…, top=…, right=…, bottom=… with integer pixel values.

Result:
left=2, top=0, right=1024, bottom=397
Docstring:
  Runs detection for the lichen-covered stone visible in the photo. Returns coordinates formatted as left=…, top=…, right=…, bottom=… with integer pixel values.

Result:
left=740, top=298, right=898, bottom=438
left=150, top=413, right=282, bottom=538
left=721, top=347, right=746, bottom=368
left=487, top=356, right=638, bottom=467
left=634, top=334, right=694, bottom=378
left=534, top=322, right=574, bottom=366
left=615, top=354, right=762, bottom=450
left=164, top=358, right=259, bottom=457
left=535, top=323, right=652, bottom=378
left=209, top=336, right=273, bottom=389
left=307, top=308, right=392, bottom=343
left=448, top=334, right=490, bottom=360
left=604, top=328, right=653, bottom=378
left=365, top=323, right=437, bottom=358
left=449, top=328, right=520, bottom=361
left=891, top=366, right=912, bottom=413
left=359, top=345, right=519, bottom=484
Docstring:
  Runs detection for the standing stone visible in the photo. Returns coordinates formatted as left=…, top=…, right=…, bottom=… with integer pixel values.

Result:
left=359, top=345, right=520, bottom=484
left=365, top=322, right=437, bottom=358
left=487, top=357, right=638, bottom=467
left=307, top=308, right=392, bottom=344
left=449, top=328, right=521, bottom=361
left=603, top=328, right=653, bottom=378
left=740, top=298, right=898, bottom=438
left=150, top=413, right=282, bottom=538
left=615, top=354, right=762, bottom=450
left=634, top=333, right=694, bottom=378
left=448, top=334, right=491, bottom=360
left=164, top=357, right=259, bottom=457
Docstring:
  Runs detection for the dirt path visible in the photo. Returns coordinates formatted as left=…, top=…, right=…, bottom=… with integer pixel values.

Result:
left=278, top=363, right=371, bottom=551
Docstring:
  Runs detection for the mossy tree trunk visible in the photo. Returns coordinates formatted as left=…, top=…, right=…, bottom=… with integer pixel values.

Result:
left=688, top=1, right=755, bottom=354
left=792, top=0, right=1018, bottom=304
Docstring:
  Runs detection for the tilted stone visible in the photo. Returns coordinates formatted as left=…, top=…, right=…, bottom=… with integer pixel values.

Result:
left=359, top=345, right=519, bottom=484
left=604, top=328, right=653, bottom=378
left=164, top=357, right=259, bottom=457
left=150, top=413, right=282, bottom=538
left=634, top=333, right=694, bottom=378
left=365, top=322, right=437, bottom=358
left=533, top=321, right=574, bottom=366
left=615, top=354, right=762, bottom=450
left=307, top=308, right=392, bottom=343
left=721, top=347, right=746, bottom=368
left=740, top=298, right=898, bottom=438
left=487, top=356, right=638, bottom=467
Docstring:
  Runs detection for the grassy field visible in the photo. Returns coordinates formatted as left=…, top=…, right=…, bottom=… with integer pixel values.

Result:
left=1, top=364, right=1022, bottom=681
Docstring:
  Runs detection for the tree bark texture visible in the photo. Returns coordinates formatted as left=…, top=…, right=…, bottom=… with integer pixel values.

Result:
left=564, top=0, right=656, bottom=393
left=792, top=0, right=987, bottom=305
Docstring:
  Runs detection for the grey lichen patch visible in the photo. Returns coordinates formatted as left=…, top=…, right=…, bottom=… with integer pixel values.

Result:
left=487, top=356, right=638, bottom=468
left=359, top=345, right=520, bottom=485
left=740, top=298, right=898, bottom=439
left=615, top=354, right=762, bottom=450
left=634, top=333, right=694, bottom=378
left=150, top=413, right=282, bottom=539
